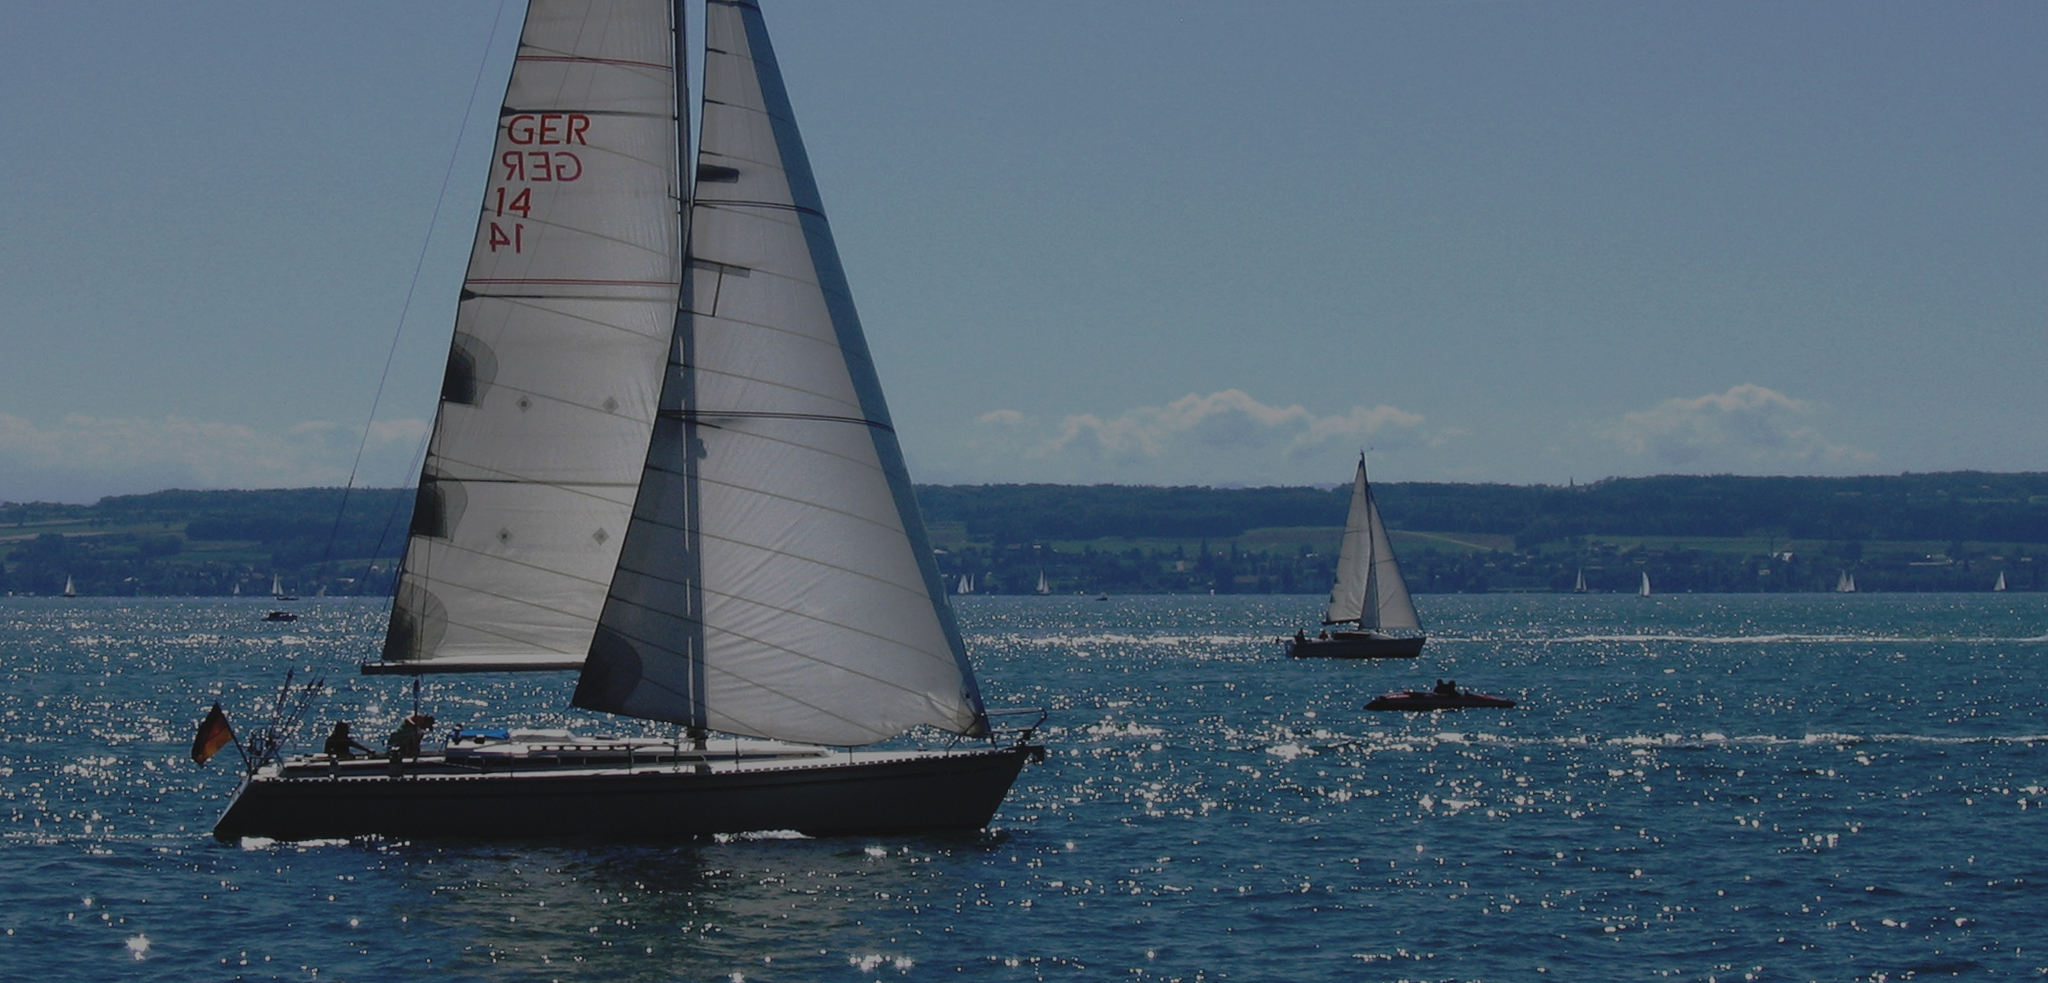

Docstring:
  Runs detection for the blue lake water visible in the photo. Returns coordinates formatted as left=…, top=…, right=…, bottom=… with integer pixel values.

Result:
left=2, top=593, right=2044, bottom=981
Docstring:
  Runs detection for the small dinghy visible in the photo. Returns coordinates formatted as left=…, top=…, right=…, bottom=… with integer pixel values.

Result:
left=1365, top=686, right=1516, bottom=711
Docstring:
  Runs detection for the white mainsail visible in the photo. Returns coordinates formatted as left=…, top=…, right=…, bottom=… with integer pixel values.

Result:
left=1322, top=457, right=1420, bottom=630
left=1835, top=570, right=1856, bottom=593
left=1639, top=572, right=1652, bottom=597
left=377, top=0, right=684, bottom=672
left=1036, top=570, right=1050, bottom=595
left=1573, top=568, right=1587, bottom=593
left=575, top=0, right=987, bottom=746
left=1995, top=571, right=2007, bottom=592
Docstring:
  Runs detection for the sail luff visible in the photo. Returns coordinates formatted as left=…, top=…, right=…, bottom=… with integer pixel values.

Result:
left=372, top=0, right=685, bottom=674
left=575, top=0, right=988, bottom=745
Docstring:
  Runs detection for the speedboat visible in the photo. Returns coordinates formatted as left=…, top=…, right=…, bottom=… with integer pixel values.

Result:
left=1365, top=689, right=1516, bottom=711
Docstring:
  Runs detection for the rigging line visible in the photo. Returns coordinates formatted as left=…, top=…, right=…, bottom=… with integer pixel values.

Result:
left=315, top=0, right=511, bottom=589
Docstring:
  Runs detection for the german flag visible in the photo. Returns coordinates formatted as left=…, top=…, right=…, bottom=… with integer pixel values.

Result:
left=191, top=703, right=235, bottom=765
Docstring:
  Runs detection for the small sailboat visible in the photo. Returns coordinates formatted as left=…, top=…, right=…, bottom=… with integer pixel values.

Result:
left=211, top=0, right=1040, bottom=841
left=1288, top=455, right=1424, bottom=658
left=1573, top=568, right=1587, bottom=593
left=1638, top=572, right=1652, bottom=597
left=1994, top=571, right=2007, bottom=592
left=270, top=574, right=297, bottom=602
left=1036, top=570, right=1051, bottom=595
left=1835, top=570, right=1856, bottom=593
left=62, top=576, right=77, bottom=598
left=956, top=574, right=973, bottom=596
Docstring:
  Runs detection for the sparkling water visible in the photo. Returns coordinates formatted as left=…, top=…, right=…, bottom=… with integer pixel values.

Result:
left=2, top=593, right=2043, bottom=980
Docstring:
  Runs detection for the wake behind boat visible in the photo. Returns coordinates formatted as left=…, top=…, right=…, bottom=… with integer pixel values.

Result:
left=1287, top=455, right=1426, bottom=658
left=210, top=0, right=1040, bottom=841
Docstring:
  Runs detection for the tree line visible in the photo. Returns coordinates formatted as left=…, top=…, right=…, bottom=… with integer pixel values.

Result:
left=5, top=472, right=2043, bottom=596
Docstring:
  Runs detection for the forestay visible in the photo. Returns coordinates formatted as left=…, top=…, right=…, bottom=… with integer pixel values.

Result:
left=574, top=0, right=989, bottom=746
left=378, top=0, right=684, bottom=672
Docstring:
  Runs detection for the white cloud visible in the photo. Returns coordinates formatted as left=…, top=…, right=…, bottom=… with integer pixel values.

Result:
left=0, top=412, right=428, bottom=502
left=969, top=390, right=1426, bottom=483
left=1601, top=384, right=1871, bottom=470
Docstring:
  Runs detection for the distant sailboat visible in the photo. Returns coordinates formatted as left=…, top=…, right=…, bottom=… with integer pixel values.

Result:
left=955, top=574, right=973, bottom=596
left=270, top=574, right=297, bottom=602
left=1638, top=572, right=1652, bottom=598
left=1287, top=455, right=1424, bottom=658
left=210, top=0, right=1040, bottom=841
left=1573, top=568, right=1587, bottom=593
left=1036, top=570, right=1051, bottom=595
left=1994, top=571, right=2007, bottom=592
left=1835, top=570, right=1856, bottom=593
left=63, top=576, right=77, bottom=598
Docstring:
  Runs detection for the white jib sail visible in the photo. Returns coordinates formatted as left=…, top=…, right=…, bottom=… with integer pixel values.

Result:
left=1323, top=457, right=1421, bottom=630
left=380, top=0, right=684, bottom=672
left=575, top=0, right=986, bottom=745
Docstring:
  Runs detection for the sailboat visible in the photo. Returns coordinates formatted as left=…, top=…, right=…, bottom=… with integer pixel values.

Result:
left=1036, top=570, right=1050, bottom=595
left=212, top=0, right=1040, bottom=841
left=1835, top=570, right=1856, bottom=593
left=1287, top=456, right=1424, bottom=658
left=955, top=574, right=974, bottom=595
left=62, top=576, right=76, bottom=598
left=270, top=574, right=297, bottom=602
left=1573, top=568, right=1587, bottom=593
left=1638, top=572, right=1652, bottom=597
left=1995, top=571, right=2008, bottom=592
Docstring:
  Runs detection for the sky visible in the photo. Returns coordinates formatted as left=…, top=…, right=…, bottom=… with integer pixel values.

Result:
left=2, top=0, right=2044, bottom=503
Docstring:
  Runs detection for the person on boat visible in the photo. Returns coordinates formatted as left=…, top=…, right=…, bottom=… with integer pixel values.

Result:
left=387, top=713, right=435, bottom=761
left=322, top=722, right=372, bottom=759
left=1434, top=679, right=1457, bottom=697
left=1317, top=628, right=1330, bottom=640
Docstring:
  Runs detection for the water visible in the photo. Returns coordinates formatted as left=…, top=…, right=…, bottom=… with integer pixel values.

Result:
left=3, top=593, right=2045, bottom=981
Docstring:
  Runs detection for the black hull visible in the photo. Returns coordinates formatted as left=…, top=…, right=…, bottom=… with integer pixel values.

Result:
left=1287, top=634, right=1426, bottom=659
left=214, top=745, right=1035, bottom=841
left=1366, top=690, right=1516, bottom=711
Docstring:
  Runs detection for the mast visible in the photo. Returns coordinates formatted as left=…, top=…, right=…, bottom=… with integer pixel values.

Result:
left=575, top=0, right=990, bottom=746
left=367, top=0, right=686, bottom=674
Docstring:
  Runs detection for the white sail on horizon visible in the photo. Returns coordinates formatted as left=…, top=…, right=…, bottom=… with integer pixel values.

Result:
left=1322, top=457, right=1420, bottom=631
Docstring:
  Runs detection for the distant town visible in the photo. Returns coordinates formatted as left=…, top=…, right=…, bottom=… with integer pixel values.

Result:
left=4, top=471, right=2042, bottom=597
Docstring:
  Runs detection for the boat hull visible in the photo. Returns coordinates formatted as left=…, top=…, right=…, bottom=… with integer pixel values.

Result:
left=1365, top=690, right=1516, bottom=711
left=1287, top=633, right=1426, bottom=659
left=214, top=745, right=1036, bottom=841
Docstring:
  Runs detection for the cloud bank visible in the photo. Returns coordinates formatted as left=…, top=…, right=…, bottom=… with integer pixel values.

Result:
left=1601, top=384, right=1870, bottom=470
left=970, top=389, right=1426, bottom=484
left=0, top=412, right=428, bottom=503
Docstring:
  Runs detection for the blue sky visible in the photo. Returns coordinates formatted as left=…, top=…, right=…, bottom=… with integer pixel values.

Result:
left=2, top=1, right=2043, bottom=503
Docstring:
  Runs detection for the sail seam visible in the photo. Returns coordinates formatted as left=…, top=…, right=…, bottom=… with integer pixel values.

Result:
left=696, top=199, right=825, bottom=219
left=406, top=542, right=616, bottom=595
left=661, top=410, right=891, bottom=431
left=513, top=54, right=674, bottom=72
left=464, top=278, right=680, bottom=287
